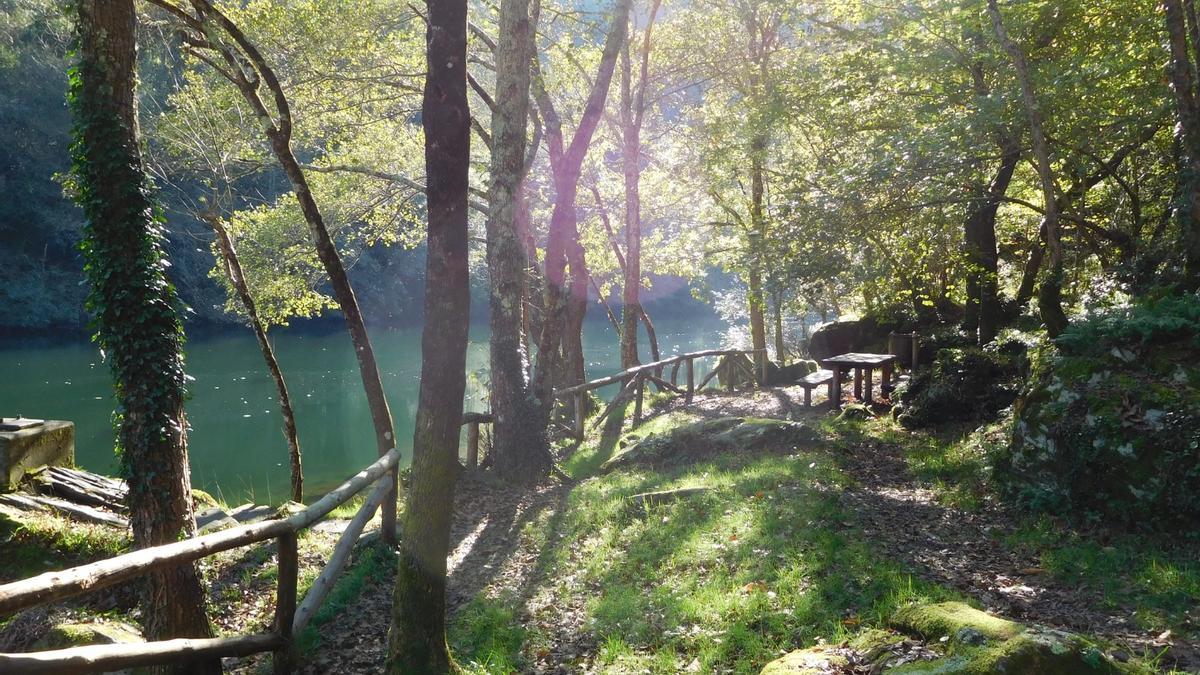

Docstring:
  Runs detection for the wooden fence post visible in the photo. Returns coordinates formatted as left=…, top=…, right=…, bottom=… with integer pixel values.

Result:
left=685, top=357, right=694, bottom=403
left=466, top=422, right=480, bottom=469
left=573, top=392, right=585, bottom=440
left=273, top=532, right=298, bottom=674
left=633, top=372, right=645, bottom=425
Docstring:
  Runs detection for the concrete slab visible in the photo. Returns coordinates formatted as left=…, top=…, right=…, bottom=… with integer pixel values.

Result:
left=0, top=420, right=75, bottom=492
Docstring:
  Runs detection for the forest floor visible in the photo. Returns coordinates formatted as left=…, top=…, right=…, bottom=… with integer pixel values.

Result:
left=3, top=383, right=1194, bottom=673
left=295, top=384, right=1199, bottom=674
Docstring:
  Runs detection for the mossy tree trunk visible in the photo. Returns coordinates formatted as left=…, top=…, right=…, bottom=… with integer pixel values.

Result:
left=70, top=1, right=218, bottom=671
left=962, top=133, right=1020, bottom=345
left=386, top=0, right=471, bottom=669
left=1163, top=0, right=1200, bottom=290
left=487, top=0, right=551, bottom=484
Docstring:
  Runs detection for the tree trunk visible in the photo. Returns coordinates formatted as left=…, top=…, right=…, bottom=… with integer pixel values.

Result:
left=988, top=0, right=1068, bottom=337
left=619, top=39, right=642, bottom=371
left=772, top=288, right=786, bottom=365
left=487, top=0, right=551, bottom=484
left=748, top=134, right=769, bottom=378
left=210, top=218, right=303, bottom=502
left=963, top=134, right=1020, bottom=344
left=71, top=2, right=218, bottom=671
left=386, top=0, right=471, bottom=669
left=1164, top=0, right=1200, bottom=288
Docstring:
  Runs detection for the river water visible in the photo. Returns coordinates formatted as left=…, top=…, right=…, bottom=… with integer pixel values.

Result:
left=0, top=315, right=727, bottom=503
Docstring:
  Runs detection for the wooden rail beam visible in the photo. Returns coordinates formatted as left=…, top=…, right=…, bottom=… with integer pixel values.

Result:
left=0, top=633, right=283, bottom=674
left=0, top=448, right=401, bottom=617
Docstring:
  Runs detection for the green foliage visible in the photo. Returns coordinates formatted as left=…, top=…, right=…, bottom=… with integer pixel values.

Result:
left=500, top=412, right=961, bottom=673
left=296, top=539, right=393, bottom=653
left=1055, top=292, right=1200, bottom=354
left=0, top=511, right=129, bottom=582
left=994, top=295, right=1200, bottom=530
left=449, top=594, right=527, bottom=673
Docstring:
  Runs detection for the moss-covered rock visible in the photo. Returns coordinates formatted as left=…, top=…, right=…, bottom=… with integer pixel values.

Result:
left=601, top=417, right=819, bottom=473
left=760, top=646, right=850, bottom=674
left=32, top=620, right=142, bottom=650
left=889, top=602, right=1140, bottom=674
left=993, top=294, right=1200, bottom=529
left=894, top=348, right=1018, bottom=430
left=892, top=602, right=1021, bottom=642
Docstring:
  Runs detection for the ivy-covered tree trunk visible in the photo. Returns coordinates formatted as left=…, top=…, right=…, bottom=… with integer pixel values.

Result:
left=487, top=0, right=551, bottom=484
left=386, top=0, right=471, bottom=669
left=70, top=1, right=219, bottom=671
left=209, top=217, right=303, bottom=502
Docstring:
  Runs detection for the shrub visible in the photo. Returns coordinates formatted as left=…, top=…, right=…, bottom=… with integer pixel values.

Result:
left=993, top=293, right=1200, bottom=531
left=893, top=347, right=1018, bottom=429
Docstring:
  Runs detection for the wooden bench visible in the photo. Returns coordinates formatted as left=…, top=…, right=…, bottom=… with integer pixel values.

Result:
left=797, top=369, right=835, bottom=407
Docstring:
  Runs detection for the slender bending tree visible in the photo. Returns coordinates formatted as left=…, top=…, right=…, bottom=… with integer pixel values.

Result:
left=387, top=0, right=471, bottom=669
left=207, top=215, right=303, bottom=502
left=148, top=0, right=400, bottom=543
left=70, top=1, right=219, bottom=671
left=487, top=0, right=552, bottom=482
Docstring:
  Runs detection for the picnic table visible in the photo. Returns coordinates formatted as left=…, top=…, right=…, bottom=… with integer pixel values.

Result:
left=820, top=352, right=898, bottom=406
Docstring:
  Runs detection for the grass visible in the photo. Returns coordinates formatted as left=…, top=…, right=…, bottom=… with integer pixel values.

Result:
left=0, top=509, right=129, bottom=583
left=826, top=413, right=1200, bottom=644
left=452, top=413, right=960, bottom=673
left=296, top=538, right=394, bottom=654
left=1007, top=521, right=1200, bottom=635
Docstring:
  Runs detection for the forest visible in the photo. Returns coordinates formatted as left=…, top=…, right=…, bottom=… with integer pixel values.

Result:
left=0, top=0, right=1198, bottom=673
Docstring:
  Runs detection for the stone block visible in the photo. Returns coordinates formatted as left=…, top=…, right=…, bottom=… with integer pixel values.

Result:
left=0, top=420, right=75, bottom=492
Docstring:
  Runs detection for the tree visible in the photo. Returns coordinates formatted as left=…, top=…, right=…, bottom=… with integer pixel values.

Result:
left=148, top=0, right=401, bottom=543
left=208, top=214, right=303, bottom=502
left=618, top=0, right=663, bottom=369
left=387, top=0, right=471, bottom=668
left=530, top=0, right=632, bottom=405
left=486, top=0, right=553, bottom=483
left=1162, top=0, right=1200, bottom=288
left=69, top=0, right=219, bottom=670
left=988, top=0, right=1068, bottom=337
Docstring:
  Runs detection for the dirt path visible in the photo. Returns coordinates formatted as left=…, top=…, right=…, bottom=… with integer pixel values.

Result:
left=297, top=476, right=568, bottom=674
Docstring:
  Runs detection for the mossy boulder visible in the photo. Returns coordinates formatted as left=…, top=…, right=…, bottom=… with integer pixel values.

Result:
left=894, top=348, right=1018, bottom=430
left=601, top=417, right=819, bottom=472
left=890, top=602, right=1139, bottom=674
left=760, top=646, right=850, bottom=674
left=32, top=620, right=142, bottom=650
left=993, top=294, right=1200, bottom=529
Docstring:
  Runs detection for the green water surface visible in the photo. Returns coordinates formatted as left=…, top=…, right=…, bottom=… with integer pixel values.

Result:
left=0, top=315, right=726, bottom=503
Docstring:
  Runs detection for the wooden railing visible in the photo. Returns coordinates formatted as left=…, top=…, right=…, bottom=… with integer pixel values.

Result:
left=553, top=348, right=767, bottom=439
left=0, top=447, right=402, bottom=674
